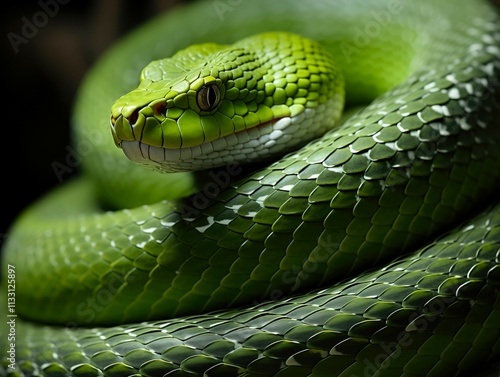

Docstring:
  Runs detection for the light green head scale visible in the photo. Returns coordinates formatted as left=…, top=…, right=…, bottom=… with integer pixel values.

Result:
left=110, top=32, right=344, bottom=172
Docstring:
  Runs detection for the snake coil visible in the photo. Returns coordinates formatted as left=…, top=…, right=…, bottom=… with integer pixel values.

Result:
left=2, top=0, right=500, bottom=376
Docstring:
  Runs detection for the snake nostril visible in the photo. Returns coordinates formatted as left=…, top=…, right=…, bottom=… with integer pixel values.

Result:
left=128, top=109, right=139, bottom=125
left=154, top=103, right=167, bottom=117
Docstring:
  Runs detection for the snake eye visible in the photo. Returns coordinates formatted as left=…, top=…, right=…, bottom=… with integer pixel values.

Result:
left=197, top=83, right=221, bottom=111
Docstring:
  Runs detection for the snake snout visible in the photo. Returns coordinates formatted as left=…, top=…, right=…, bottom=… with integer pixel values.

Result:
left=109, top=112, right=136, bottom=148
left=110, top=114, right=118, bottom=127
left=109, top=115, right=122, bottom=147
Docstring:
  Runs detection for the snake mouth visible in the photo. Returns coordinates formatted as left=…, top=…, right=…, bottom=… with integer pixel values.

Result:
left=110, top=111, right=280, bottom=149
left=117, top=117, right=286, bottom=172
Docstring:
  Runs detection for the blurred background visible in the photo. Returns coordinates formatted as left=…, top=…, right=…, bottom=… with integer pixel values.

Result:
left=1, top=1, right=195, bottom=242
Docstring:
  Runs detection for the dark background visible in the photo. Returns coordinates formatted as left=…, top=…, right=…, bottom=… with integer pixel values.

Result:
left=1, top=1, right=194, bottom=243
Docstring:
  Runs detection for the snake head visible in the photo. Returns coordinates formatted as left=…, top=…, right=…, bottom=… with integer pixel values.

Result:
left=110, top=32, right=344, bottom=172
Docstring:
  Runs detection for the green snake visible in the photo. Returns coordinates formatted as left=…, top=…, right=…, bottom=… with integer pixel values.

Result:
left=2, top=0, right=500, bottom=376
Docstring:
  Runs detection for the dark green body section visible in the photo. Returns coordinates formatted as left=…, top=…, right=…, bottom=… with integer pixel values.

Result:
left=6, top=203, right=500, bottom=377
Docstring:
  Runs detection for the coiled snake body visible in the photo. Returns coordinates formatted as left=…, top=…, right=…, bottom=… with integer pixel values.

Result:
left=2, top=0, right=500, bottom=376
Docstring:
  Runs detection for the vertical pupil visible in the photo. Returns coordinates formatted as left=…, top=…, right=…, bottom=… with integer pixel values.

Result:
left=198, top=84, right=219, bottom=110
left=207, top=86, right=217, bottom=107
